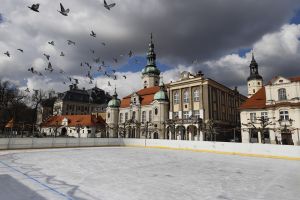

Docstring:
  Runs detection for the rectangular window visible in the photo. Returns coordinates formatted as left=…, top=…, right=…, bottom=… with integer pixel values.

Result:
left=149, top=111, right=152, bottom=122
left=279, top=110, right=289, bottom=121
left=261, top=112, right=268, bottom=120
left=183, top=89, right=189, bottom=103
left=174, top=91, right=179, bottom=104
left=125, top=112, right=128, bottom=121
left=183, top=111, right=189, bottom=119
left=193, top=89, right=200, bottom=102
left=194, top=110, right=200, bottom=119
left=250, top=113, right=256, bottom=122
left=119, top=113, right=123, bottom=123
left=141, top=111, right=146, bottom=123
left=173, top=112, right=179, bottom=119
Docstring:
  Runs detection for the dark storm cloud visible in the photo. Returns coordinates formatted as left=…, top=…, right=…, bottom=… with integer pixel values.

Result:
left=0, top=0, right=299, bottom=96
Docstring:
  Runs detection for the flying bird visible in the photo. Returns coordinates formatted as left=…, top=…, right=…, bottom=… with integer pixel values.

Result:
left=58, top=3, right=70, bottom=16
left=45, top=62, right=53, bottom=72
left=60, top=52, right=65, bottom=56
left=90, top=30, right=96, bottom=37
left=113, top=58, right=118, bottom=63
left=128, top=50, right=133, bottom=57
left=28, top=4, right=40, bottom=12
left=94, top=57, right=100, bottom=63
left=43, top=53, right=50, bottom=60
left=104, top=0, right=116, bottom=10
left=28, top=67, right=35, bottom=73
left=113, top=75, right=117, bottom=80
left=101, top=42, right=106, bottom=46
left=4, top=51, right=10, bottom=57
left=17, top=49, right=24, bottom=53
left=48, top=41, right=55, bottom=46
left=90, top=49, right=95, bottom=54
left=67, top=40, right=75, bottom=45
left=123, top=75, right=127, bottom=79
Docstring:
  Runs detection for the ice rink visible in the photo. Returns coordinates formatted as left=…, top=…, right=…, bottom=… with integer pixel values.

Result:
left=0, top=147, right=299, bottom=200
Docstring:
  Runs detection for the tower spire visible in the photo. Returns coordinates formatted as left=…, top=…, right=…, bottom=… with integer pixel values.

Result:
left=147, top=33, right=156, bottom=66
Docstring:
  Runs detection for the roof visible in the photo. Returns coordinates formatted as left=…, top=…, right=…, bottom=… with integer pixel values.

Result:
left=41, top=115, right=105, bottom=127
left=239, top=87, right=266, bottom=110
left=289, top=76, right=300, bottom=82
left=120, top=86, right=160, bottom=108
left=5, top=119, right=14, bottom=128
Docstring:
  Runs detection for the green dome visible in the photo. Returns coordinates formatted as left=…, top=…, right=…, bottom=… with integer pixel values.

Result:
left=108, top=98, right=120, bottom=108
left=142, top=65, right=160, bottom=75
left=154, top=90, right=168, bottom=101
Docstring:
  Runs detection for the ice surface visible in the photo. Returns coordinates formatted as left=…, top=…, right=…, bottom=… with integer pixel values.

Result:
left=0, top=147, right=299, bottom=200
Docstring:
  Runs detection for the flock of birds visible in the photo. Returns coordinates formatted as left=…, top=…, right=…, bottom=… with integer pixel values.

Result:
left=2, top=1, right=140, bottom=94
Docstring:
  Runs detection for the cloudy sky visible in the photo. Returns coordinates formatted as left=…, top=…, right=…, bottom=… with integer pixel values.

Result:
left=1, top=0, right=300, bottom=97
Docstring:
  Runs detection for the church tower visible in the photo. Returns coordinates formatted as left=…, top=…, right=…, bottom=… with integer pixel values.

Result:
left=141, top=33, right=160, bottom=88
left=247, top=53, right=263, bottom=97
left=106, top=87, right=120, bottom=138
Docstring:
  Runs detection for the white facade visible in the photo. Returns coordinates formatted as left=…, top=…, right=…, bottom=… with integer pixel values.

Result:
left=248, top=79, right=263, bottom=97
left=241, top=76, right=300, bottom=145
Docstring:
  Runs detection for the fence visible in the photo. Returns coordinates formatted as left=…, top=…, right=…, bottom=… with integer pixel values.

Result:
left=0, top=138, right=299, bottom=160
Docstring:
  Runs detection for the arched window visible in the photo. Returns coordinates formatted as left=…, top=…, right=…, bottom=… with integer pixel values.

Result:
left=278, top=88, right=287, bottom=101
left=155, top=108, right=158, bottom=115
left=183, top=89, right=189, bottom=103
left=132, top=111, right=136, bottom=120
left=141, top=111, right=146, bottom=123
left=125, top=112, right=128, bottom=121
left=174, top=91, right=179, bottom=104
left=119, top=113, right=123, bottom=123
left=108, top=112, right=110, bottom=118
left=193, top=89, right=199, bottom=102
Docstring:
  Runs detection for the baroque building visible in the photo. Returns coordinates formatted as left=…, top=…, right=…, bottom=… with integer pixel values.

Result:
left=53, top=84, right=111, bottom=116
left=240, top=74, right=300, bottom=145
left=106, top=35, right=169, bottom=139
left=106, top=35, right=246, bottom=141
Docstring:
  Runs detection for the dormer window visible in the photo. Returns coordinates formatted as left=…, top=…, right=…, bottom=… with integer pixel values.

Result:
left=278, top=88, right=287, bottom=101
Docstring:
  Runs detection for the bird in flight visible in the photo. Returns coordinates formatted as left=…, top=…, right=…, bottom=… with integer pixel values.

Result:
left=60, top=52, right=65, bottom=56
left=90, top=30, right=96, bottom=37
left=90, top=49, right=95, bottom=54
left=113, top=58, right=118, bottom=63
left=43, top=53, right=50, bottom=60
left=58, top=3, right=70, bottom=16
left=94, top=57, right=100, bottom=63
left=104, top=0, right=116, bottom=10
left=123, top=75, right=127, bottom=79
left=67, top=40, right=75, bottom=45
left=17, top=49, right=24, bottom=53
left=101, top=42, right=106, bottom=46
left=28, top=4, right=40, bottom=12
left=128, top=50, right=133, bottom=57
left=4, top=51, right=10, bottom=57
left=48, top=41, right=55, bottom=46
left=45, top=62, right=53, bottom=72
left=113, top=75, right=117, bottom=80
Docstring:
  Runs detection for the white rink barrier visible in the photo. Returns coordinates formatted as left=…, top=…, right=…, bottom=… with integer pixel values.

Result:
left=0, top=138, right=299, bottom=160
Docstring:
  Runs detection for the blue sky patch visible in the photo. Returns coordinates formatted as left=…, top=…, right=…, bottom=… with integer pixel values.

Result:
left=290, top=9, right=300, bottom=24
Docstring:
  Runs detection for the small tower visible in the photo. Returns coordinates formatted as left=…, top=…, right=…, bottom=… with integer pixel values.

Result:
left=247, top=52, right=263, bottom=97
left=152, top=79, right=169, bottom=139
left=142, top=33, right=160, bottom=88
left=106, top=87, right=120, bottom=138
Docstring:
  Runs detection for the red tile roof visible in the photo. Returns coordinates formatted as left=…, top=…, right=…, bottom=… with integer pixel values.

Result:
left=289, top=76, right=300, bottom=82
left=239, top=87, right=266, bottom=110
left=121, top=86, right=160, bottom=108
left=41, top=115, right=105, bottom=127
